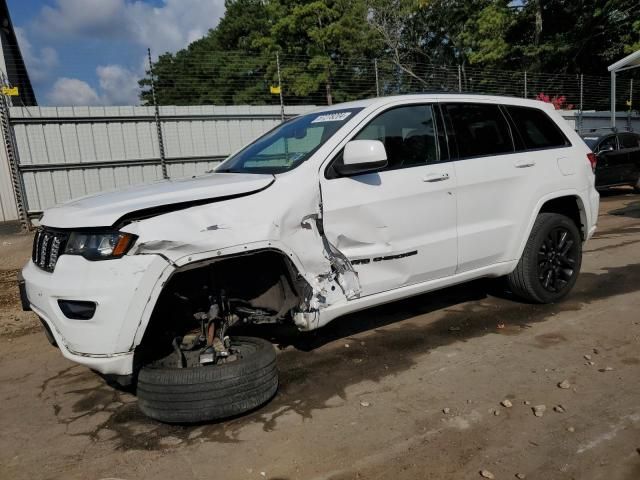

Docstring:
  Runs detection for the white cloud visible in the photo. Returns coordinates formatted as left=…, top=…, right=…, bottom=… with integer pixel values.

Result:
left=34, top=0, right=225, bottom=56
left=47, top=65, right=140, bottom=106
left=14, top=27, right=59, bottom=83
left=48, top=77, right=101, bottom=105
left=31, top=0, right=226, bottom=106
left=36, top=0, right=126, bottom=37
left=97, top=64, right=140, bottom=105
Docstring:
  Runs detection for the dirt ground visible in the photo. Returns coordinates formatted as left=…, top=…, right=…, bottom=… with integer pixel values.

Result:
left=1, top=192, right=639, bottom=480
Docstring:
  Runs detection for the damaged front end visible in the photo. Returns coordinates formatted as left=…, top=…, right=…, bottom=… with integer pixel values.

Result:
left=135, top=237, right=361, bottom=367
left=118, top=168, right=364, bottom=367
left=295, top=213, right=361, bottom=329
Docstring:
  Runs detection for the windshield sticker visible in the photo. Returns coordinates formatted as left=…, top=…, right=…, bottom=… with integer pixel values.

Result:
left=311, top=112, right=352, bottom=123
left=584, top=137, right=599, bottom=140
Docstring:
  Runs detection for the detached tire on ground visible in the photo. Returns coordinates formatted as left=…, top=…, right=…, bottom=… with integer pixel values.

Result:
left=507, top=213, right=582, bottom=304
left=137, top=336, right=278, bottom=423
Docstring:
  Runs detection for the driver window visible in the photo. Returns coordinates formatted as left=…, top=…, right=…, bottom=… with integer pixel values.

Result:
left=354, top=105, right=440, bottom=169
left=598, top=136, right=618, bottom=152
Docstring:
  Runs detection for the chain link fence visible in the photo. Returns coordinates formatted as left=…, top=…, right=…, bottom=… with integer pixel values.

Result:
left=137, top=51, right=638, bottom=114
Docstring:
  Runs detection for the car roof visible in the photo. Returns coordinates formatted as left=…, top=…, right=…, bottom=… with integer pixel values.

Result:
left=309, top=93, right=557, bottom=114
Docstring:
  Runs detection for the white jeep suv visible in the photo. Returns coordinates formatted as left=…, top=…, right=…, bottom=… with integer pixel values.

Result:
left=21, top=94, right=599, bottom=423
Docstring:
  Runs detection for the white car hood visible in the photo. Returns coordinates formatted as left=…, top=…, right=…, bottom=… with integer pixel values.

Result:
left=40, top=172, right=275, bottom=229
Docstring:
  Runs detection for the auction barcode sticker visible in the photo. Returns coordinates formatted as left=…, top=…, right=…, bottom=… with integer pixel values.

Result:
left=311, top=112, right=352, bottom=123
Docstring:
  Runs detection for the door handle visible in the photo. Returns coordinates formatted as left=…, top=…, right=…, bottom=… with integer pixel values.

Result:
left=514, top=159, right=536, bottom=168
left=423, top=173, right=450, bottom=182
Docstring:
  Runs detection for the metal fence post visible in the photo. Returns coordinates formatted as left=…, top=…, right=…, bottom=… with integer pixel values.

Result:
left=147, top=48, right=168, bottom=180
left=0, top=75, right=29, bottom=230
left=276, top=53, right=285, bottom=122
left=374, top=58, right=380, bottom=97
left=611, top=71, right=617, bottom=130
left=578, top=73, right=584, bottom=132
left=458, top=65, right=462, bottom=92
left=628, top=79, right=633, bottom=132
left=524, top=71, right=528, bottom=98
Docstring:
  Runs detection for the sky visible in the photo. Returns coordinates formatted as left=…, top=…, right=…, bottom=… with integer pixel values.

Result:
left=7, top=0, right=226, bottom=106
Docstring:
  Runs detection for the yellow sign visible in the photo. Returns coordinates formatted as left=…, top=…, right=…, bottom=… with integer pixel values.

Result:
left=626, top=100, right=632, bottom=107
left=1, top=86, right=18, bottom=96
left=270, top=85, right=281, bottom=94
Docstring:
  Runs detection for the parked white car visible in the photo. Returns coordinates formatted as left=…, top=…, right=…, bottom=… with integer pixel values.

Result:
left=21, top=94, right=599, bottom=423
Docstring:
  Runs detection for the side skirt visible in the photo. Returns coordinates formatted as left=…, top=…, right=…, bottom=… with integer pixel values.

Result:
left=309, top=260, right=519, bottom=330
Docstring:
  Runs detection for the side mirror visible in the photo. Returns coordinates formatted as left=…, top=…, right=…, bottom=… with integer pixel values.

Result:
left=597, top=145, right=614, bottom=154
left=335, top=140, right=388, bottom=177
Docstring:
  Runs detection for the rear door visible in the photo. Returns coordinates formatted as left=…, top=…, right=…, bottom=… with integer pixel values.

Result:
left=618, top=133, right=640, bottom=184
left=444, top=102, right=571, bottom=272
left=321, top=104, right=458, bottom=297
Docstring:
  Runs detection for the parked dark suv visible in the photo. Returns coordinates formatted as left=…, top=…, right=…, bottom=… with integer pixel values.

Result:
left=582, top=131, right=640, bottom=191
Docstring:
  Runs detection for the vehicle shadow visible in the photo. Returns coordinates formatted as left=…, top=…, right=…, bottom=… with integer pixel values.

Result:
left=609, top=199, right=640, bottom=219
left=597, top=186, right=636, bottom=198
left=232, top=278, right=512, bottom=352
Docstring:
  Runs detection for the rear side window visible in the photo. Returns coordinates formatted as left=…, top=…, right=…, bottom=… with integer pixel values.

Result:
left=505, top=105, right=569, bottom=150
left=443, top=103, right=513, bottom=158
left=619, top=133, right=640, bottom=149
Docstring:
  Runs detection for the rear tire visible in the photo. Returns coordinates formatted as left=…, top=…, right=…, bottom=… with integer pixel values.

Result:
left=507, top=213, right=582, bottom=303
left=137, top=336, right=278, bottom=424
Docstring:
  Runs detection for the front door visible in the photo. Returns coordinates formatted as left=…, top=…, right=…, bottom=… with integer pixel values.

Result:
left=321, top=104, right=458, bottom=297
left=595, top=135, right=627, bottom=187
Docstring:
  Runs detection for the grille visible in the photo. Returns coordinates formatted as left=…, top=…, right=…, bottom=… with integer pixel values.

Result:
left=32, top=229, right=68, bottom=272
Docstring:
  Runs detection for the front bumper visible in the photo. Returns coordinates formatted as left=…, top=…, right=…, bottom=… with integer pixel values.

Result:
left=17, top=271, right=30, bottom=311
left=34, top=304, right=135, bottom=375
left=22, top=253, right=171, bottom=375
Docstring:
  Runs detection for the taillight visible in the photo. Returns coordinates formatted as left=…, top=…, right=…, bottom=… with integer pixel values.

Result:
left=587, top=153, right=597, bottom=172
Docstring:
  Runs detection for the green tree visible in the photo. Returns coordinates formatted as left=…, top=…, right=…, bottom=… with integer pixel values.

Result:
left=140, top=0, right=640, bottom=105
left=141, top=0, right=381, bottom=105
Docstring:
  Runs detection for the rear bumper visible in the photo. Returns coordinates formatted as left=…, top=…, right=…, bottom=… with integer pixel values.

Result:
left=582, top=186, right=600, bottom=241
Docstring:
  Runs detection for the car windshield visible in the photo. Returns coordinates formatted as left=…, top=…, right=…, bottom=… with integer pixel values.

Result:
left=582, top=136, right=599, bottom=149
left=216, top=108, right=363, bottom=174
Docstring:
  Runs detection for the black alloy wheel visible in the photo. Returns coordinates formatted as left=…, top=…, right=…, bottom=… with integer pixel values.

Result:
left=537, top=226, right=578, bottom=293
left=507, top=213, right=583, bottom=303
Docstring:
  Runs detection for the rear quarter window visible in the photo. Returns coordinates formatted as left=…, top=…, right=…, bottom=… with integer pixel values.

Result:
left=505, top=105, right=570, bottom=150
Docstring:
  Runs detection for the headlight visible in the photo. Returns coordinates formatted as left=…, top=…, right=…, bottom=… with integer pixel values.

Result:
left=64, top=231, right=137, bottom=260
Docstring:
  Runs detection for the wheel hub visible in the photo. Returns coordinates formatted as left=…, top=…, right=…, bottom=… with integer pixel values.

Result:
left=537, top=226, right=577, bottom=293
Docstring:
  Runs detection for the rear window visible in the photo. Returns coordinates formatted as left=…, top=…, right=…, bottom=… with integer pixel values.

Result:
left=505, top=105, right=569, bottom=150
left=582, top=137, right=599, bottom=149
left=443, top=103, right=514, bottom=158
